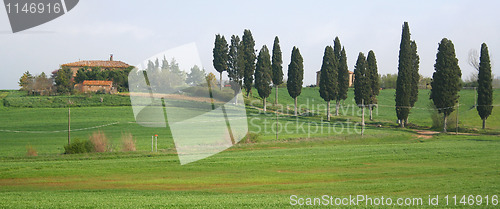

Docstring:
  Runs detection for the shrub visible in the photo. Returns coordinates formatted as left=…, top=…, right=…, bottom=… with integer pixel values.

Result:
left=121, top=132, right=136, bottom=152
left=244, top=132, right=260, bottom=143
left=64, top=139, right=94, bottom=154
left=429, top=102, right=457, bottom=130
left=26, top=145, right=37, bottom=156
left=89, top=130, right=109, bottom=152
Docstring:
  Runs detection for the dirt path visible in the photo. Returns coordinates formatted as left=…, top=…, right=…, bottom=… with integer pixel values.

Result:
left=414, top=130, right=440, bottom=139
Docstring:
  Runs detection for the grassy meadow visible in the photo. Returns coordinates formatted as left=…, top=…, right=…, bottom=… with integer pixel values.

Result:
left=0, top=88, right=499, bottom=208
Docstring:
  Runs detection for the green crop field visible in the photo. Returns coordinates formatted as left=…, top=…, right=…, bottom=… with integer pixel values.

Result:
left=0, top=89, right=499, bottom=208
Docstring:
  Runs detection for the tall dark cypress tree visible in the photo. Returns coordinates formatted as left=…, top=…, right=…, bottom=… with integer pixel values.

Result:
left=408, top=40, right=420, bottom=124
left=477, top=43, right=493, bottom=129
left=337, top=47, right=349, bottom=115
left=334, top=38, right=349, bottom=116
left=271, top=36, right=283, bottom=105
left=354, top=52, right=369, bottom=126
left=395, top=22, right=412, bottom=127
left=287, top=47, right=304, bottom=116
left=366, top=50, right=379, bottom=120
left=430, top=38, right=462, bottom=133
left=255, top=45, right=272, bottom=111
left=242, top=29, right=256, bottom=97
left=213, top=34, right=228, bottom=90
left=319, top=46, right=338, bottom=121
left=227, top=35, right=244, bottom=102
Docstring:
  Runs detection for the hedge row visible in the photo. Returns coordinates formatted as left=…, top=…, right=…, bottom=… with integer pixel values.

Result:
left=3, top=94, right=131, bottom=108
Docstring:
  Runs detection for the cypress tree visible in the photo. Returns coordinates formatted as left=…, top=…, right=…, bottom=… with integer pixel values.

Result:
left=430, top=38, right=462, bottom=133
left=354, top=52, right=369, bottom=127
left=287, top=47, right=304, bottom=116
left=395, top=22, right=412, bottom=127
left=335, top=38, right=349, bottom=116
left=271, top=36, right=283, bottom=105
left=366, top=50, right=379, bottom=120
left=408, top=40, right=420, bottom=124
left=227, top=35, right=245, bottom=102
left=336, top=47, right=349, bottom=115
left=477, top=43, right=493, bottom=129
left=255, top=45, right=272, bottom=111
left=242, top=29, right=256, bottom=97
left=212, top=34, right=228, bottom=90
left=319, top=46, right=338, bottom=121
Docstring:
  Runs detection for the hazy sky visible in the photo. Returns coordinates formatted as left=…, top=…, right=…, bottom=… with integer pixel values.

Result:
left=0, top=0, right=498, bottom=89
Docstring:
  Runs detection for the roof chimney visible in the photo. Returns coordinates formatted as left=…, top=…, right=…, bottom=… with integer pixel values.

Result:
left=110, top=54, right=113, bottom=61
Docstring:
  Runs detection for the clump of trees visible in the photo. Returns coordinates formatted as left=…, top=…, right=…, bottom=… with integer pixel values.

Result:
left=380, top=73, right=398, bottom=89
left=53, top=67, right=74, bottom=94
left=20, top=64, right=134, bottom=95
left=214, top=30, right=259, bottom=100
left=147, top=57, right=186, bottom=92
left=18, top=71, right=54, bottom=95
left=213, top=30, right=286, bottom=109
left=186, top=65, right=207, bottom=86
left=381, top=73, right=430, bottom=90
left=75, top=66, right=132, bottom=92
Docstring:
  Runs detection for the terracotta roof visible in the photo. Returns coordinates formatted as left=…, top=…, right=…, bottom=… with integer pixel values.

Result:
left=62, top=60, right=130, bottom=68
left=82, top=80, right=113, bottom=86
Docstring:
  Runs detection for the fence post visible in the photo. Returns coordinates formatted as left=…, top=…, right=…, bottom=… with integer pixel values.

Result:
left=456, top=97, right=459, bottom=134
left=361, top=99, right=365, bottom=136
left=155, top=134, right=158, bottom=152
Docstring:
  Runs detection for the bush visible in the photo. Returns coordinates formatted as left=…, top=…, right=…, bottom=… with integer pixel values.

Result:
left=90, top=130, right=109, bottom=152
left=64, top=139, right=94, bottom=154
left=243, top=132, right=260, bottom=143
left=121, top=132, right=136, bottom=152
left=429, top=102, right=458, bottom=130
left=26, top=145, right=37, bottom=156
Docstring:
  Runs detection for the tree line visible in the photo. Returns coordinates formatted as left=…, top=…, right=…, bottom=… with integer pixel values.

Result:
left=214, top=23, right=494, bottom=132
left=19, top=66, right=134, bottom=95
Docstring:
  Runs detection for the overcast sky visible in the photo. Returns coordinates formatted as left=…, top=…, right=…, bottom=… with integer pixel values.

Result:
left=0, top=0, right=498, bottom=89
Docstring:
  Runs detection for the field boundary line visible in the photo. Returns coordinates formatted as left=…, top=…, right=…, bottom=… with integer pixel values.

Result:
left=0, top=122, right=119, bottom=134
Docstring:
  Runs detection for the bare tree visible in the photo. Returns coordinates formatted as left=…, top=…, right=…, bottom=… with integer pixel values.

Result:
left=468, top=49, right=480, bottom=71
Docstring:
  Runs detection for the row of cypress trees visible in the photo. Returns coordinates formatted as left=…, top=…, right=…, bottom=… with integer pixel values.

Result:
left=214, top=24, right=494, bottom=131
left=396, top=22, right=493, bottom=132
left=213, top=30, right=302, bottom=114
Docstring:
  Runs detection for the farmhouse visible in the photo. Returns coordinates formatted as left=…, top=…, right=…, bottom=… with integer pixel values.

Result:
left=61, top=55, right=131, bottom=77
left=74, top=80, right=116, bottom=94
left=316, top=70, right=355, bottom=87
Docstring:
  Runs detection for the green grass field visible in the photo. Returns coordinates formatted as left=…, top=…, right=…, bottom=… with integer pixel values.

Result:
left=0, top=89, right=499, bottom=208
